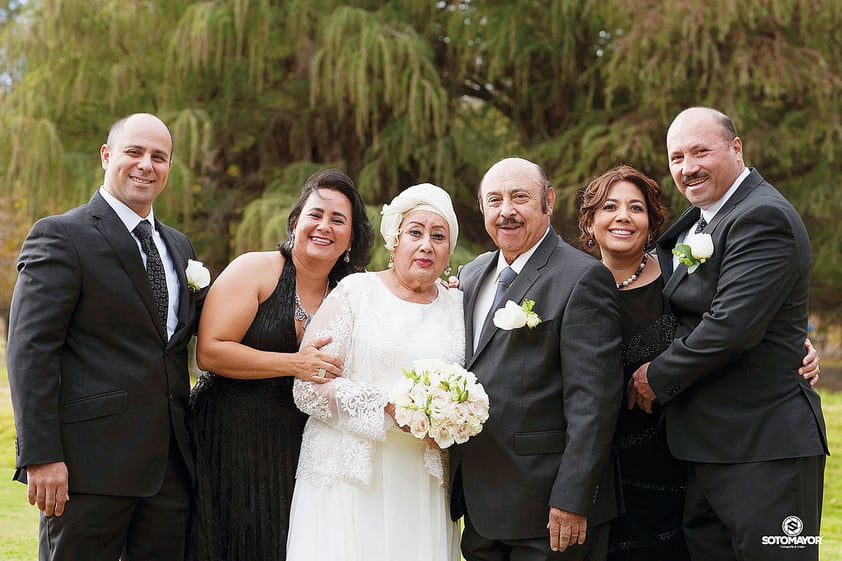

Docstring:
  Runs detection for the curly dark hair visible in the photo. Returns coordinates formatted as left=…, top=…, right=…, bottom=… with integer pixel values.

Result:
left=577, top=165, right=668, bottom=256
left=279, top=169, right=374, bottom=286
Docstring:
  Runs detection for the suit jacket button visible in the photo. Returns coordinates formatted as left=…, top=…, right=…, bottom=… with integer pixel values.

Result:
left=667, top=383, right=680, bottom=396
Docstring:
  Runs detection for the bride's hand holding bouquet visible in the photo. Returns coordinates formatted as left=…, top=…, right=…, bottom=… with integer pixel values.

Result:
left=388, top=359, right=490, bottom=449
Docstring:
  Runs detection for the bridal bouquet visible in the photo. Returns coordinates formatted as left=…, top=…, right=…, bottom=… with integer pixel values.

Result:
left=389, top=359, right=490, bottom=449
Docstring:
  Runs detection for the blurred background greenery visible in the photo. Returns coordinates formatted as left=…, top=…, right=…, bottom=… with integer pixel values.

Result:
left=1, top=0, right=840, bottom=327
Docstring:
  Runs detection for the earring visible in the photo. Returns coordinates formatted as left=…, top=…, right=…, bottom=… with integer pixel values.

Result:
left=289, top=234, right=295, bottom=248
left=587, top=238, right=595, bottom=248
left=388, top=252, right=395, bottom=268
left=443, top=265, right=452, bottom=277
left=344, top=248, right=351, bottom=263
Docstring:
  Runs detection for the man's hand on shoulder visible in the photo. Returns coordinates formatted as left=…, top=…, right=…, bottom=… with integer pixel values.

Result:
left=547, top=507, right=587, bottom=552
left=27, top=461, right=69, bottom=516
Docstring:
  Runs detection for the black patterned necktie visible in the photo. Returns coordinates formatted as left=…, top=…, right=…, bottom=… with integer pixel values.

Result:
left=484, top=266, right=518, bottom=328
left=133, top=220, right=169, bottom=333
left=694, top=216, right=708, bottom=234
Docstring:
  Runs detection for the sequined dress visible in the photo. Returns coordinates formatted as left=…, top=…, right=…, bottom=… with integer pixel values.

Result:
left=607, top=276, right=690, bottom=561
left=187, top=257, right=306, bottom=561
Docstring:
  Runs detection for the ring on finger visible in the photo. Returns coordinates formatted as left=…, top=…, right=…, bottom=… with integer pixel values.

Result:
left=318, top=367, right=326, bottom=377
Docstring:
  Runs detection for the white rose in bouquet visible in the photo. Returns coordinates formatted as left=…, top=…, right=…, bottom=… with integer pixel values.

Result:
left=388, top=359, right=490, bottom=448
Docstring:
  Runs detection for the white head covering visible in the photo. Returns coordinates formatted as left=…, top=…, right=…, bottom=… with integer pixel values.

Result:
left=380, top=183, right=459, bottom=253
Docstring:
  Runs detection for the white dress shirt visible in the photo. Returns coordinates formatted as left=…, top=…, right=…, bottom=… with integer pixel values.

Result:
left=472, top=226, right=551, bottom=350
left=100, top=187, right=180, bottom=339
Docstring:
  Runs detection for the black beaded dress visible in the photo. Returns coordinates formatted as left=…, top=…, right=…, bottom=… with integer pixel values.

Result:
left=607, top=276, right=690, bottom=561
left=187, top=257, right=307, bottom=561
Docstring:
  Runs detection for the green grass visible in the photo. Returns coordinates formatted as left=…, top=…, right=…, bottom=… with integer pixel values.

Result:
left=0, top=369, right=840, bottom=560
left=0, top=368, right=39, bottom=560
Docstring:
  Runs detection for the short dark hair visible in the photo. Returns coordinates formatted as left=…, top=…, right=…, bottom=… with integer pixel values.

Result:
left=577, top=165, right=668, bottom=256
left=279, top=169, right=374, bottom=286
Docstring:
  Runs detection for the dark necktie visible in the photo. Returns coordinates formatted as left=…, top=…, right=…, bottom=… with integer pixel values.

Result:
left=694, top=216, right=708, bottom=234
left=134, top=220, right=169, bottom=334
left=484, top=266, right=517, bottom=328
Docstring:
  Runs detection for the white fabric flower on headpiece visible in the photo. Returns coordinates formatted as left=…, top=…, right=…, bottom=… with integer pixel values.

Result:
left=380, top=183, right=459, bottom=253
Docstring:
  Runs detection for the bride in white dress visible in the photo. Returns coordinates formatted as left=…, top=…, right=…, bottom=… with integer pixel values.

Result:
left=287, top=183, right=464, bottom=561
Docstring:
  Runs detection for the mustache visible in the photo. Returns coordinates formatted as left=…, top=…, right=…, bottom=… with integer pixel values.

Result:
left=682, top=172, right=708, bottom=186
left=496, top=217, right=524, bottom=228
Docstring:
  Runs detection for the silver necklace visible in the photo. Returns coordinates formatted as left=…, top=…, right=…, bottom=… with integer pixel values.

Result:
left=294, top=284, right=329, bottom=329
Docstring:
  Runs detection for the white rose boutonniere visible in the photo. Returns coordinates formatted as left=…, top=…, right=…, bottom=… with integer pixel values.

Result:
left=493, top=299, right=542, bottom=330
left=185, top=259, right=211, bottom=292
left=672, top=233, right=714, bottom=274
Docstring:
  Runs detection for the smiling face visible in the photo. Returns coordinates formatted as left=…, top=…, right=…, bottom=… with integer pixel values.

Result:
left=292, top=188, right=353, bottom=267
left=479, top=158, right=554, bottom=264
left=591, top=181, right=650, bottom=261
left=667, top=108, right=745, bottom=210
left=100, top=114, right=173, bottom=217
left=391, top=210, right=451, bottom=288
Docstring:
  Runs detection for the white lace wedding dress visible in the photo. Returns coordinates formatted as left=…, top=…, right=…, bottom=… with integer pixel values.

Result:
left=286, top=272, right=464, bottom=561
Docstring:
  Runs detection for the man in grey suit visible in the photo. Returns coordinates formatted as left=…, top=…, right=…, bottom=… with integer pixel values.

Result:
left=628, top=107, right=828, bottom=560
left=450, top=157, right=623, bottom=560
left=7, top=113, right=204, bottom=560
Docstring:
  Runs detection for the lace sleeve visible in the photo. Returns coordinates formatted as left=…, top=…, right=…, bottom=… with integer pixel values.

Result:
left=292, top=279, right=390, bottom=441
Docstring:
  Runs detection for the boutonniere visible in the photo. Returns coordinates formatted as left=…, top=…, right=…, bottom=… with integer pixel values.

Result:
left=493, top=299, right=542, bottom=330
left=185, top=259, right=211, bottom=292
left=672, top=233, right=714, bottom=274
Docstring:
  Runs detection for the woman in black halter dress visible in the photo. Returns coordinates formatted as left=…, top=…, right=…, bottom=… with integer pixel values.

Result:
left=187, top=170, right=373, bottom=561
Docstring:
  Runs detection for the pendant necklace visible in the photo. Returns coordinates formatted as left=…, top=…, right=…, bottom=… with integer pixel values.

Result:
left=294, top=284, right=329, bottom=329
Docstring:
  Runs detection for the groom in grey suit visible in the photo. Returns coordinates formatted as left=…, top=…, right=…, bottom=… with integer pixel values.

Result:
left=450, top=157, right=623, bottom=560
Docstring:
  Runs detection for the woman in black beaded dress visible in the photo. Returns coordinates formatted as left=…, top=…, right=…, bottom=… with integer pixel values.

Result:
left=187, top=170, right=374, bottom=561
left=579, top=165, right=689, bottom=561
left=578, top=165, right=820, bottom=561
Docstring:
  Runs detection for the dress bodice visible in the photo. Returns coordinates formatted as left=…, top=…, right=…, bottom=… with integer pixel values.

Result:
left=203, top=255, right=300, bottom=394
left=618, top=277, right=677, bottom=379
left=241, top=255, right=299, bottom=354
left=293, top=272, right=466, bottom=487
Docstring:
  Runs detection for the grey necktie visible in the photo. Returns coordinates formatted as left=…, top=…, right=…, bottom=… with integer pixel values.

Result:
left=485, top=266, right=518, bottom=328
left=133, top=220, right=169, bottom=333
left=694, top=216, right=708, bottom=234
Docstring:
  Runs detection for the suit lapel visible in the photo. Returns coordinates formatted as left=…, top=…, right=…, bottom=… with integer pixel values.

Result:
left=469, top=230, right=557, bottom=366
left=89, top=193, right=166, bottom=340
left=157, top=222, right=191, bottom=346
left=658, top=207, right=700, bottom=298
left=462, top=252, right=498, bottom=360
left=660, top=168, right=763, bottom=300
left=703, top=168, right=761, bottom=235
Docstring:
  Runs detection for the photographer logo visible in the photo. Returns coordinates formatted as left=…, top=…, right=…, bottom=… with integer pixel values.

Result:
left=761, top=515, right=821, bottom=549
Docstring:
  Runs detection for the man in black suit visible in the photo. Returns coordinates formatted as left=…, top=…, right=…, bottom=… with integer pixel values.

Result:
left=7, top=113, right=204, bottom=560
left=629, top=107, right=828, bottom=560
left=450, top=157, right=623, bottom=560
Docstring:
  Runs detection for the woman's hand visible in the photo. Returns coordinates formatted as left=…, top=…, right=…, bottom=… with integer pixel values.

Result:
left=384, top=402, right=411, bottom=433
left=294, top=336, right=342, bottom=383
